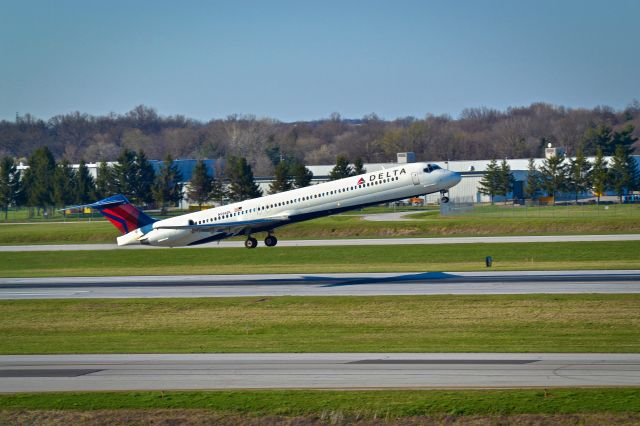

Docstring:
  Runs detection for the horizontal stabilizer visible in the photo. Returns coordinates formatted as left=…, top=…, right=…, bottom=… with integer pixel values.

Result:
left=65, top=194, right=131, bottom=211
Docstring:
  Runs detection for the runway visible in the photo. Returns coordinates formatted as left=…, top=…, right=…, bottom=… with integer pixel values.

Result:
left=1, top=270, right=639, bottom=299
left=1, top=233, right=640, bottom=251
left=1, top=353, right=638, bottom=392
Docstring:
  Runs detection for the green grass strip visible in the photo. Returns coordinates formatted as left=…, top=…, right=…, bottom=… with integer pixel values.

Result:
left=1, top=389, right=640, bottom=416
left=1, top=241, right=639, bottom=277
left=2, top=211, right=640, bottom=245
left=1, top=295, right=639, bottom=354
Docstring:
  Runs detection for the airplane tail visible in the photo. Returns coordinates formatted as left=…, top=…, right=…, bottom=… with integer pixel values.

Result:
left=83, top=194, right=156, bottom=234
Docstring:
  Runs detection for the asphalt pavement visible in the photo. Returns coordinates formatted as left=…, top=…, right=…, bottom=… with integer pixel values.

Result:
left=2, top=270, right=639, bottom=299
left=1, top=353, right=638, bottom=392
left=1, top=234, right=640, bottom=251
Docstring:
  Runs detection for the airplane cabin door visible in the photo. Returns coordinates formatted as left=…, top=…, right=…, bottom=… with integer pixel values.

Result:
left=411, top=172, right=420, bottom=185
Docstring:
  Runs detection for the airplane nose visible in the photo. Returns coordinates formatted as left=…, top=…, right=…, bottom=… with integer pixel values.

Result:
left=442, top=171, right=461, bottom=188
left=451, top=171, right=462, bottom=186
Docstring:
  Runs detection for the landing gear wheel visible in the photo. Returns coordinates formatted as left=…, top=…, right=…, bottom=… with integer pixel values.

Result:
left=264, top=235, right=278, bottom=247
left=244, top=237, right=258, bottom=249
left=440, top=196, right=449, bottom=203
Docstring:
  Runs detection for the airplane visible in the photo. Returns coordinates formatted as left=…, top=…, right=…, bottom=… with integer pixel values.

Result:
left=81, top=162, right=461, bottom=248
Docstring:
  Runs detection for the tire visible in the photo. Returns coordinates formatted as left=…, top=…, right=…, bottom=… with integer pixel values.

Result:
left=264, top=235, right=278, bottom=247
left=244, top=237, right=258, bottom=249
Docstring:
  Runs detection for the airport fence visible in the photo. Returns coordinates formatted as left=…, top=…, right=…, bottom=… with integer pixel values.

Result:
left=442, top=201, right=640, bottom=218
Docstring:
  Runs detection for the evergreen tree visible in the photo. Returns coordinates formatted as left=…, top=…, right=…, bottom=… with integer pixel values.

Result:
left=74, top=160, right=96, bottom=203
left=210, top=168, right=227, bottom=205
left=152, top=155, right=183, bottom=213
left=52, top=159, right=76, bottom=207
left=353, top=157, right=366, bottom=175
left=268, top=161, right=292, bottom=194
left=612, top=124, right=638, bottom=153
left=112, top=149, right=137, bottom=198
left=95, top=162, right=115, bottom=198
left=0, top=157, right=21, bottom=219
left=134, top=150, right=155, bottom=205
left=539, top=154, right=568, bottom=203
left=497, top=159, right=514, bottom=202
left=477, top=159, right=500, bottom=204
left=111, top=149, right=155, bottom=205
left=290, top=159, right=313, bottom=188
left=568, top=150, right=592, bottom=203
left=591, top=148, right=609, bottom=204
left=187, top=160, right=213, bottom=208
left=329, top=155, right=354, bottom=180
left=525, top=158, right=541, bottom=199
left=226, top=156, right=262, bottom=201
left=609, top=144, right=638, bottom=203
left=21, top=146, right=56, bottom=214
left=582, top=124, right=612, bottom=155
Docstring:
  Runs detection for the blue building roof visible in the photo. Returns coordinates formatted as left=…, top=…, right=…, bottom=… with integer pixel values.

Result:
left=150, top=159, right=221, bottom=182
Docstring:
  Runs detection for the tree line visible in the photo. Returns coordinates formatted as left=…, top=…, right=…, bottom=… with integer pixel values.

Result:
left=1, top=102, right=638, bottom=177
left=479, top=142, right=639, bottom=204
left=0, top=146, right=345, bottom=218
left=0, top=147, right=186, bottom=218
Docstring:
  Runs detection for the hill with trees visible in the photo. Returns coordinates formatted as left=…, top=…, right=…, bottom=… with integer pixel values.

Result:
left=1, top=102, right=638, bottom=177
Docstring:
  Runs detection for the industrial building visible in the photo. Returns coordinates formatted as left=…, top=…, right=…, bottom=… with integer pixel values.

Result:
left=15, top=152, right=640, bottom=207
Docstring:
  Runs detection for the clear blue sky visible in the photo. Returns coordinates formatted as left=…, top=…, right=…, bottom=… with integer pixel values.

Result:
left=1, top=0, right=639, bottom=122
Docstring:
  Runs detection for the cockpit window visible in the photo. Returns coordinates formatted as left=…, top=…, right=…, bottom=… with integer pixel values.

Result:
left=423, top=164, right=441, bottom=173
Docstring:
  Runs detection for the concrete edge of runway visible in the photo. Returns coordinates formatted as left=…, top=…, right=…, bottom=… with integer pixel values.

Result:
left=1, top=233, right=640, bottom=251
left=3, top=352, right=639, bottom=362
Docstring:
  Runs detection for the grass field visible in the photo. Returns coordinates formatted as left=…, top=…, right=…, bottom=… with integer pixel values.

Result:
left=1, top=388, right=639, bottom=419
left=1, top=294, right=638, bottom=354
left=1, top=204, right=640, bottom=245
left=1, top=241, right=639, bottom=277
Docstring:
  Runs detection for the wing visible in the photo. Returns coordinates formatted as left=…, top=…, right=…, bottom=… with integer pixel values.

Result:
left=154, top=215, right=290, bottom=235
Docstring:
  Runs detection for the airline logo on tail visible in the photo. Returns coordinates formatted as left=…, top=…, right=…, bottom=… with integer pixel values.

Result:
left=86, top=195, right=156, bottom=234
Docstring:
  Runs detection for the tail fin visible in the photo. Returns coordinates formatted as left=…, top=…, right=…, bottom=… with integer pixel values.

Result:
left=85, top=195, right=156, bottom=234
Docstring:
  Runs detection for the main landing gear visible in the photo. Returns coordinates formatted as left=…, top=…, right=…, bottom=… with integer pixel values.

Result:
left=244, top=233, right=278, bottom=249
left=264, top=234, right=278, bottom=247
left=440, top=190, right=450, bottom=204
left=244, top=237, right=258, bottom=249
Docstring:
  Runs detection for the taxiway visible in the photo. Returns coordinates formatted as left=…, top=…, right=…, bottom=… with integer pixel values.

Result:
left=1, top=270, right=639, bottom=299
left=1, top=233, right=640, bottom=251
left=1, top=353, right=638, bottom=392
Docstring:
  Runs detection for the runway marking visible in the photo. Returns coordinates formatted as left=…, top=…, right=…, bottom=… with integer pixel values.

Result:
left=0, top=369, right=102, bottom=377
left=1, top=291, right=90, bottom=296
left=349, top=359, right=538, bottom=365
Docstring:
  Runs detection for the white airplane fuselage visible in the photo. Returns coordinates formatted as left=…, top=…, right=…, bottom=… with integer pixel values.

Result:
left=117, top=162, right=461, bottom=248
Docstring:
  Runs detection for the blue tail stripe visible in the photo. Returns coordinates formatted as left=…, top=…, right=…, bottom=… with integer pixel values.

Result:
left=101, top=210, right=130, bottom=234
